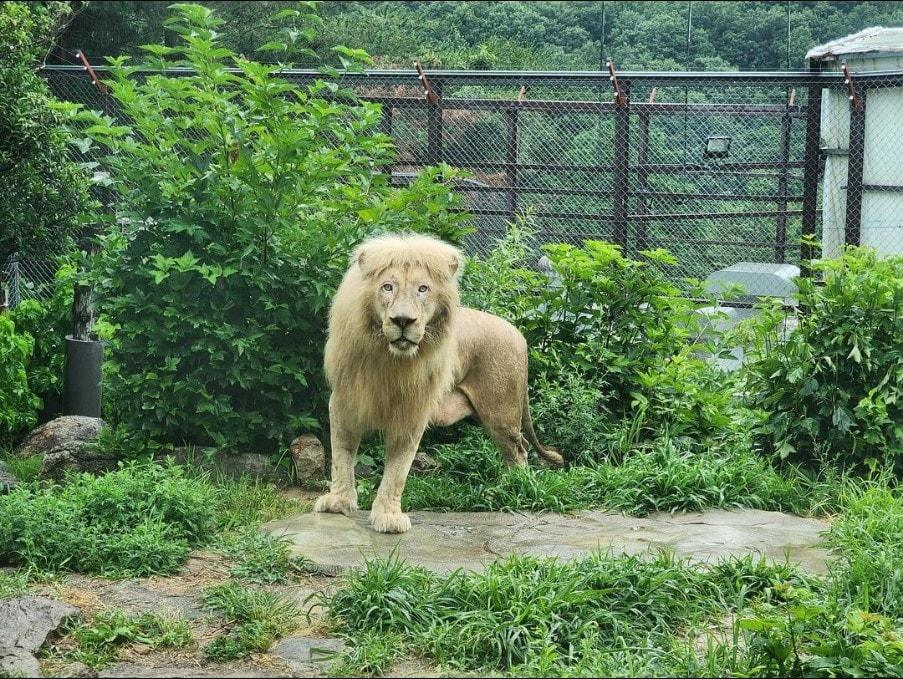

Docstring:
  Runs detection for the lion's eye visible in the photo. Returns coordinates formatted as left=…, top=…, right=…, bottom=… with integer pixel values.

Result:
left=418, top=285, right=429, bottom=293
left=382, top=283, right=393, bottom=292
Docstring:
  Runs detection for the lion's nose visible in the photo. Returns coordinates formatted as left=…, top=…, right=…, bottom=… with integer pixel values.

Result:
left=390, top=315, right=416, bottom=330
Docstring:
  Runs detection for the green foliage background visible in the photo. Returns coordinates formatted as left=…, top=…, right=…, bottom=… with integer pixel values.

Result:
left=54, top=2, right=903, bottom=71
left=0, top=1, right=88, bottom=267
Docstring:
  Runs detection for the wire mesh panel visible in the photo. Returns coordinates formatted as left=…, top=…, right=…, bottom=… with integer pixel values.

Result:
left=1, top=256, right=61, bottom=307
left=38, top=65, right=903, bottom=300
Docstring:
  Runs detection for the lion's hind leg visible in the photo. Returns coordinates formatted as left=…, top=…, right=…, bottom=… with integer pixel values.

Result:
left=484, top=424, right=528, bottom=467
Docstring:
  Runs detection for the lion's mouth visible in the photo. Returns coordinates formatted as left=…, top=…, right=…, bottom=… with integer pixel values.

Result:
left=391, top=338, right=419, bottom=350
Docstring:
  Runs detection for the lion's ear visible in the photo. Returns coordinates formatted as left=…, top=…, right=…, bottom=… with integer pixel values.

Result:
left=449, top=251, right=463, bottom=280
left=354, top=242, right=370, bottom=273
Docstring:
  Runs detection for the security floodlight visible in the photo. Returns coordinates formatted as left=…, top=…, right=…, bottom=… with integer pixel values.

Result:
left=705, top=136, right=731, bottom=159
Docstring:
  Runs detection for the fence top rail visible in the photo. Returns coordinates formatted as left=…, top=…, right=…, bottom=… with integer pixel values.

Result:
left=40, top=64, right=903, bottom=85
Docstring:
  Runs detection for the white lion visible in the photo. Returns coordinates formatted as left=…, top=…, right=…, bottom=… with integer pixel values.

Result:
left=314, top=233, right=562, bottom=533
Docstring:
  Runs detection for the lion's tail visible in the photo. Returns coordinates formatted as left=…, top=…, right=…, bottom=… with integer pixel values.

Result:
left=522, top=390, right=564, bottom=467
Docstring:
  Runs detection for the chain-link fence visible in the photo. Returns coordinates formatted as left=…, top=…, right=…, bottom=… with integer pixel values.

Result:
left=31, top=63, right=903, bottom=302
left=1, top=256, right=60, bottom=307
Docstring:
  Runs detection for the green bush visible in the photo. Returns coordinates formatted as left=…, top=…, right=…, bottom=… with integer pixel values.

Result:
left=0, top=462, right=218, bottom=576
left=741, top=248, right=902, bottom=471
left=0, top=314, right=40, bottom=446
left=462, top=223, right=749, bottom=461
left=70, top=3, right=469, bottom=452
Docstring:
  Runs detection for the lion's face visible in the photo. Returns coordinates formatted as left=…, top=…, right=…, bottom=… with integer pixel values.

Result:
left=374, top=264, right=444, bottom=358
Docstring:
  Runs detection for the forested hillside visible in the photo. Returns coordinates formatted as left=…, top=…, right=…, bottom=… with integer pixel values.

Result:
left=54, top=1, right=903, bottom=71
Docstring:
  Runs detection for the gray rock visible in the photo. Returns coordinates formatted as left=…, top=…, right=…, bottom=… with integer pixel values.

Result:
left=273, top=636, right=347, bottom=674
left=14, top=416, right=105, bottom=458
left=40, top=442, right=119, bottom=482
left=355, top=460, right=376, bottom=478
left=99, top=664, right=280, bottom=678
left=410, top=451, right=438, bottom=475
left=0, top=596, right=80, bottom=678
left=265, top=508, right=831, bottom=576
left=0, top=461, right=17, bottom=493
left=290, top=434, right=325, bottom=487
left=59, top=661, right=99, bottom=678
left=165, top=447, right=288, bottom=483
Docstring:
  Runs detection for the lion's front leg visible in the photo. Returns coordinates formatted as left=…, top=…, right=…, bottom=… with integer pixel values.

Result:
left=370, top=426, right=424, bottom=534
left=314, top=398, right=360, bottom=517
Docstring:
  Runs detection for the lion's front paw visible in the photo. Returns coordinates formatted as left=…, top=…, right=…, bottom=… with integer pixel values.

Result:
left=314, top=493, right=357, bottom=516
left=370, top=509, right=411, bottom=534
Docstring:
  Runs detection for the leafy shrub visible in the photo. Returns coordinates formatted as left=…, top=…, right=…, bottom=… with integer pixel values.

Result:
left=461, top=223, right=749, bottom=461
left=0, top=314, right=40, bottom=446
left=741, top=248, right=902, bottom=471
left=523, top=241, right=698, bottom=412
left=632, top=348, right=762, bottom=452
left=0, top=462, right=218, bottom=576
left=71, top=3, right=468, bottom=451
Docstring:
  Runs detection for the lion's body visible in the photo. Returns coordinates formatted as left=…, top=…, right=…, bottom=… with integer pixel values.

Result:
left=316, top=233, right=561, bottom=533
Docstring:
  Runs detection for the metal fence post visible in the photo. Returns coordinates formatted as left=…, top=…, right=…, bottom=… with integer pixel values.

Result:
left=505, top=108, right=519, bottom=223
left=635, top=107, right=651, bottom=252
left=380, top=103, right=394, bottom=175
left=801, top=63, right=823, bottom=273
left=9, top=260, right=21, bottom=309
left=775, top=87, right=794, bottom=263
left=844, top=88, right=866, bottom=247
left=612, top=81, right=631, bottom=251
left=427, top=79, right=443, bottom=165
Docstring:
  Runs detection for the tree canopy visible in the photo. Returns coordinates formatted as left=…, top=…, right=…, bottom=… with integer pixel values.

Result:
left=54, top=1, right=903, bottom=71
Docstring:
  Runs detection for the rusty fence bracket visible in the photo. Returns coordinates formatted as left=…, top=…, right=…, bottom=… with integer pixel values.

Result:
left=415, top=60, right=439, bottom=105
left=607, top=59, right=628, bottom=108
left=76, top=49, right=108, bottom=95
left=842, top=63, right=863, bottom=112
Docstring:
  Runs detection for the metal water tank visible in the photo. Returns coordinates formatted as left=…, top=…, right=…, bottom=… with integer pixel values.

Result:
left=807, top=27, right=903, bottom=258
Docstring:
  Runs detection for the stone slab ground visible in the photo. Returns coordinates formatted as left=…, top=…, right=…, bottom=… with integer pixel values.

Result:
left=265, top=508, right=831, bottom=575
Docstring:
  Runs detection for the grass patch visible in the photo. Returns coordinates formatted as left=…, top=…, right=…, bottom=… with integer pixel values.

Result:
left=0, top=569, right=30, bottom=599
left=202, top=582, right=302, bottom=661
left=55, top=609, right=193, bottom=669
left=215, top=528, right=309, bottom=584
left=321, top=551, right=816, bottom=676
left=358, top=428, right=853, bottom=517
left=0, top=461, right=301, bottom=578
left=207, top=474, right=302, bottom=533
left=0, top=453, right=43, bottom=483
left=826, top=486, right=903, bottom=618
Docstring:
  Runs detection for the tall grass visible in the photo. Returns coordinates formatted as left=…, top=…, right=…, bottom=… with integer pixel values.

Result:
left=357, top=426, right=864, bottom=517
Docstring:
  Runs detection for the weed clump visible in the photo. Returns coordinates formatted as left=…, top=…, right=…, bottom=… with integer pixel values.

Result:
left=202, top=582, right=301, bottom=660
